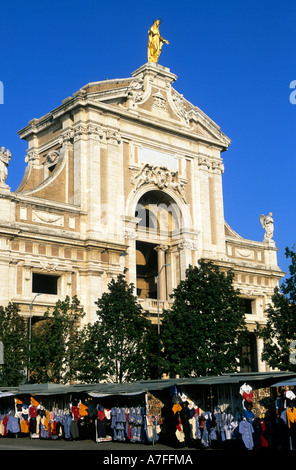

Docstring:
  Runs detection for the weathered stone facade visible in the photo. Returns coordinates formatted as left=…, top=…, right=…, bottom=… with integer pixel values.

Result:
left=0, top=62, right=284, bottom=371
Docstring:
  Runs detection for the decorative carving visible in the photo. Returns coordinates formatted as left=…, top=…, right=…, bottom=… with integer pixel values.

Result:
left=154, top=244, right=169, bottom=252
left=129, top=79, right=144, bottom=103
left=40, top=261, right=59, bottom=272
left=260, top=213, right=274, bottom=242
left=106, top=129, right=121, bottom=145
left=178, top=240, right=196, bottom=250
left=197, top=155, right=224, bottom=174
left=131, top=163, right=186, bottom=202
left=0, top=147, right=11, bottom=187
left=45, top=149, right=60, bottom=166
left=153, top=92, right=166, bottom=110
left=235, top=248, right=254, bottom=259
left=198, top=155, right=211, bottom=169
left=172, top=91, right=188, bottom=123
left=212, top=160, right=224, bottom=174
left=32, top=210, right=64, bottom=226
left=123, top=228, right=138, bottom=240
left=25, top=150, right=38, bottom=164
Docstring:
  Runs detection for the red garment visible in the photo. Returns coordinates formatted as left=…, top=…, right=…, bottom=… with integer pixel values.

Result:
left=29, top=405, right=37, bottom=417
left=2, top=415, right=8, bottom=436
left=176, top=417, right=182, bottom=432
left=97, top=409, right=105, bottom=421
left=260, top=420, right=269, bottom=447
left=71, top=406, right=80, bottom=421
left=126, top=412, right=131, bottom=440
left=242, top=391, right=253, bottom=403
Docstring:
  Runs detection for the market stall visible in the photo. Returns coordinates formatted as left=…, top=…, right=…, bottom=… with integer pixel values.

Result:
left=0, top=371, right=295, bottom=449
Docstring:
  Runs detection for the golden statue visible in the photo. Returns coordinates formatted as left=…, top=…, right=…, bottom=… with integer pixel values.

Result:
left=147, top=19, right=169, bottom=63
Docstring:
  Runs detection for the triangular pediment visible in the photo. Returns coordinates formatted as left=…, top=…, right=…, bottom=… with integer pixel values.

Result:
left=80, top=63, right=230, bottom=149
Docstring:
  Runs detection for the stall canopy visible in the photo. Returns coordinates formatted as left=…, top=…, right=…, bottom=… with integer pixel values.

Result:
left=270, top=377, right=296, bottom=388
left=1, top=371, right=295, bottom=398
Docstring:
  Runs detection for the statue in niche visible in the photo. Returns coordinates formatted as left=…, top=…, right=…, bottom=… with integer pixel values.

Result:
left=0, top=147, right=11, bottom=187
left=147, top=19, right=169, bottom=63
left=260, top=212, right=274, bottom=241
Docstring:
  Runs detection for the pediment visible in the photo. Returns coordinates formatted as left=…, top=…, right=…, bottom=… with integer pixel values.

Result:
left=225, top=222, right=244, bottom=239
left=80, top=62, right=230, bottom=148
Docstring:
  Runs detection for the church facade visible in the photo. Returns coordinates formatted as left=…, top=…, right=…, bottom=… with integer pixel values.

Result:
left=0, top=61, right=284, bottom=372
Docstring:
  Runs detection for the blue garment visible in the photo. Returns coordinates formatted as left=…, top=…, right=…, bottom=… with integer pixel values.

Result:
left=7, top=416, right=20, bottom=434
left=63, top=414, right=72, bottom=439
left=243, top=409, right=255, bottom=423
left=239, top=420, right=254, bottom=450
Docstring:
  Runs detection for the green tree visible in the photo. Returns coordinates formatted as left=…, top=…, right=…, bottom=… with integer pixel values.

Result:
left=0, top=303, right=27, bottom=386
left=79, top=273, right=153, bottom=383
left=30, top=296, right=85, bottom=384
left=160, top=260, right=249, bottom=377
left=256, top=246, right=296, bottom=371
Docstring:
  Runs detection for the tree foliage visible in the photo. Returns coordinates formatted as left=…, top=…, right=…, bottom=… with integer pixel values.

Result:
left=30, top=296, right=85, bottom=384
left=160, top=260, right=249, bottom=377
left=256, top=246, right=296, bottom=371
left=78, top=273, right=155, bottom=383
left=0, top=303, right=27, bottom=386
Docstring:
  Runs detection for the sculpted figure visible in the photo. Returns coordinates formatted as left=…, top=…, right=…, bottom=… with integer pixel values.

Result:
left=147, top=19, right=169, bottom=63
left=260, top=212, right=274, bottom=241
left=0, top=147, right=11, bottom=186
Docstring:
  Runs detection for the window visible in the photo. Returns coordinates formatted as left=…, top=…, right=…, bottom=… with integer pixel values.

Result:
left=241, top=333, right=258, bottom=372
left=240, top=298, right=253, bottom=314
left=32, top=273, right=59, bottom=295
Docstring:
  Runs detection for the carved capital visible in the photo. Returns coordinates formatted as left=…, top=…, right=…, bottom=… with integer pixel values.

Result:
left=154, top=244, right=169, bottom=252
left=178, top=240, right=196, bottom=250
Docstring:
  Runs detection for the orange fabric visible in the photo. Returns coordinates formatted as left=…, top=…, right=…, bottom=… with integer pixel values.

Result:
left=30, top=397, right=39, bottom=407
left=79, top=403, right=88, bottom=417
left=172, top=403, right=182, bottom=414
left=287, top=407, right=296, bottom=427
left=20, top=419, right=29, bottom=433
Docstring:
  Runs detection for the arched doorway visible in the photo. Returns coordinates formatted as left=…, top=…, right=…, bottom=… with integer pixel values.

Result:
left=135, top=190, right=182, bottom=302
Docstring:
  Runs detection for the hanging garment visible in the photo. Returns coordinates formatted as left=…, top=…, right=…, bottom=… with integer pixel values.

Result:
left=287, top=406, right=296, bottom=428
left=2, top=415, right=8, bottom=436
left=29, top=405, right=37, bottom=418
left=180, top=405, right=192, bottom=446
left=71, top=405, right=80, bottom=421
left=239, top=420, right=254, bottom=450
left=175, top=417, right=185, bottom=443
left=242, top=391, right=254, bottom=403
left=172, top=403, right=182, bottom=414
left=63, top=413, right=72, bottom=439
left=29, top=416, right=37, bottom=434
left=259, top=419, right=269, bottom=448
left=6, top=416, right=20, bottom=435
left=252, top=419, right=262, bottom=450
left=20, top=416, right=29, bottom=434
left=243, top=409, right=255, bottom=423
left=79, top=403, right=88, bottom=417
left=70, top=419, right=79, bottom=440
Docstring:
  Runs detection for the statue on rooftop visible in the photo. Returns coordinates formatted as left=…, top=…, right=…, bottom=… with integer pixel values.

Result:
left=147, top=19, right=169, bottom=63
left=260, top=212, right=274, bottom=242
left=0, top=147, right=11, bottom=187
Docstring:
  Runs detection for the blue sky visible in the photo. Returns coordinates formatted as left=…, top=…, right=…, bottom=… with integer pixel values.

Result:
left=0, top=0, right=295, bottom=280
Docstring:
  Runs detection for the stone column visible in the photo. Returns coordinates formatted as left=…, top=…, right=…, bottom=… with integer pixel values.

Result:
left=211, top=159, right=226, bottom=256
left=197, top=155, right=212, bottom=254
left=155, top=244, right=168, bottom=300
left=178, top=240, right=195, bottom=281
left=256, top=337, right=266, bottom=372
